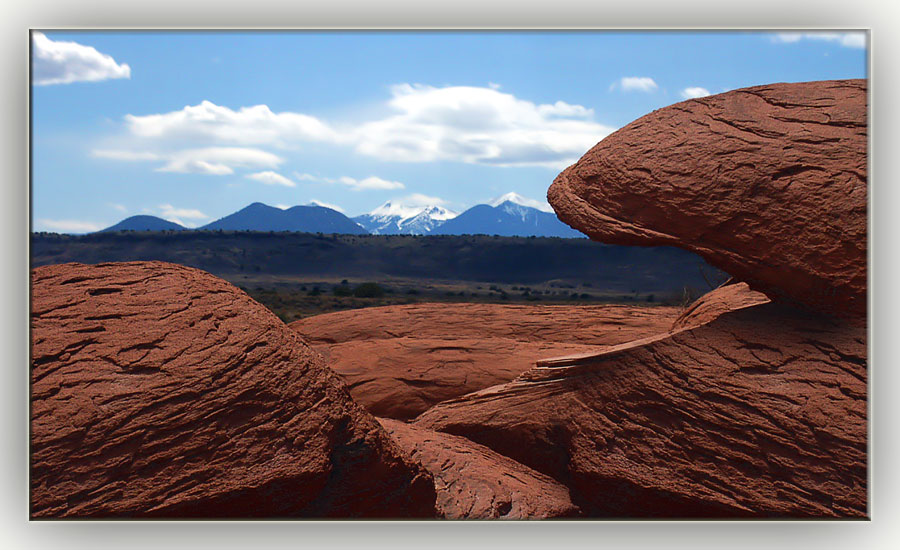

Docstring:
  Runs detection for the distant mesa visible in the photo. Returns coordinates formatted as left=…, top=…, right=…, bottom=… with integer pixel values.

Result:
left=100, top=215, right=186, bottom=232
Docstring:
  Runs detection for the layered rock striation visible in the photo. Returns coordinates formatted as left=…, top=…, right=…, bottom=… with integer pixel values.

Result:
left=549, top=79, right=867, bottom=318
left=31, top=261, right=436, bottom=518
left=379, top=418, right=578, bottom=519
left=416, top=293, right=866, bottom=517
left=290, top=303, right=680, bottom=419
left=411, top=81, right=868, bottom=518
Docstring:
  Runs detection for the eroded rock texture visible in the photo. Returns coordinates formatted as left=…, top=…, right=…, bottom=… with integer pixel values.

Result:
left=671, top=282, right=770, bottom=331
left=416, top=300, right=866, bottom=518
left=548, top=79, right=867, bottom=318
left=31, top=262, right=436, bottom=518
left=378, top=418, right=578, bottom=519
left=290, top=303, right=680, bottom=419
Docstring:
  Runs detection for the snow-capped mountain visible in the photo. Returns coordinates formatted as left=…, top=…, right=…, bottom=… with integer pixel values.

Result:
left=97, top=193, right=585, bottom=237
left=431, top=193, right=584, bottom=238
left=487, top=192, right=554, bottom=213
left=353, top=200, right=458, bottom=235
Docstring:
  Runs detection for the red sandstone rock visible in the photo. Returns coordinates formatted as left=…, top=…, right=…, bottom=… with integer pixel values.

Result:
left=548, top=79, right=867, bottom=318
left=290, top=303, right=680, bottom=419
left=416, top=301, right=866, bottom=518
left=31, top=262, right=436, bottom=518
left=378, top=418, right=578, bottom=519
left=671, top=282, right=770, bottom=331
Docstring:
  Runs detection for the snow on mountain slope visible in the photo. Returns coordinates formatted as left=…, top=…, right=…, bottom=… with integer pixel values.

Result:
left=488, top=192, right=554, bottom=213
left=354, top=200, right=458, bottom=235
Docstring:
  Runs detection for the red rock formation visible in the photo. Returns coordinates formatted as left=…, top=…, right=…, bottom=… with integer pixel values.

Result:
left=31, top=261, right=436, bottom=518
left=671, top=282, right=770, bottom=331
left=290, top=303, right=680, bottom=419
left=378, top=418, right=578, bottom=519
left=416, top=300, right=866, bottom=518
left=548, top=79, right=867, bottom=319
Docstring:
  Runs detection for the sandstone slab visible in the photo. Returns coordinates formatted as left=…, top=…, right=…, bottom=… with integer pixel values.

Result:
left=549, top=79, right=867, bottom=318
left=671, top=282, right=770, bottom=331
left=379, top=418, right=578, bottom=519
left=290, top=303, right=680, bottom=419
left=416, top=300, right=866, bottom=518
left=31, top=261, right=436, bottom=518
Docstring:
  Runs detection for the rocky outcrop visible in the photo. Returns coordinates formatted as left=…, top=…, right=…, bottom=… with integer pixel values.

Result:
left=378, top=418, right=578, bottom=519
left=548, top=79, right=867, bottom=318
left=671, top=282, right=770, bottom=331
left=290, top=303, right=680, bottom=419
left=31, top=262, right=436, bottom=518
left=415, top=300, right=866, bottom=518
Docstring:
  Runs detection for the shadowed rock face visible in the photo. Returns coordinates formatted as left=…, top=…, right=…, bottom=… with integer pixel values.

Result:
left=290, top=303, right=680, bottom=419
left=31, top=262, right=436, bottom=518
left=378, top=418, right=579, bottom=519
left=549, top=79, right=867, bottom=319
left=415, top=293, right=866, bottom=518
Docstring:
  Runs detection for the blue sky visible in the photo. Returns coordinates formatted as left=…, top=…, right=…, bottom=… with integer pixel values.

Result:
left=31, top=30, right=867, bottom=232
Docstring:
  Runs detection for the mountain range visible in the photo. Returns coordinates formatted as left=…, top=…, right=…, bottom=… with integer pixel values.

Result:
left=97, top=193, right=586, bottom=238
left=353, top=201, right=458, bottom=235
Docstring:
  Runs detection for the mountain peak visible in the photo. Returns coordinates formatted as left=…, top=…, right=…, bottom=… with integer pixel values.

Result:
left=488, top=192, right=554, bottom=213
left=99, top=215, right=186, bottom=233
left=356, top=200, right=458, bottom=235
left=369, top=200, right=427, bottom=220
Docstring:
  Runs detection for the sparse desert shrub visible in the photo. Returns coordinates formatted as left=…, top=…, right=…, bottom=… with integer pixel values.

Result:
left=333, top=283, right=353, bottom=297
left=353, top=282, right=385, bottom=298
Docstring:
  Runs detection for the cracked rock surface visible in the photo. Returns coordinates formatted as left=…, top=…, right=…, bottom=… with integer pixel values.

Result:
left=31, top=261, right=436, bottom=518
left=378, top=418, right=578, bottom=519
left=290, top=303, right=680, bottom=419
left=415, top=288, right=866, bottom=518
left=549, top=79, right=867, bottom=318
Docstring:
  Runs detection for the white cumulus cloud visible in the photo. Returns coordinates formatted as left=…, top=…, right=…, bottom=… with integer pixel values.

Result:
left=681, top=87, right=711, bottom=99
left=124, top=100, right=341, bottom=146
left=335, top=176, right=405, bottom=191
left=92, top=150, right=160, bottom=162
left=772, top=32, right=866, bottom=49
left=245, top=171, right=295, bottom=187
left=159, top=204, right=208, bottom=220
left=399, top=193, right=448, bottom=207
left=350, top=84, right=613, bottom=167
left=156, top=204, right=208, bottom=228
left=32, top=32, right=131, bottom=86
left=105, top=85, right=614, bottom=170
left=36, top=219, right=102, bottom=233
left=94, top=147, right=282, bottom=175
left=613, top=77, right=659, bottom=93
left=159, top=148, right=282, bottom=175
